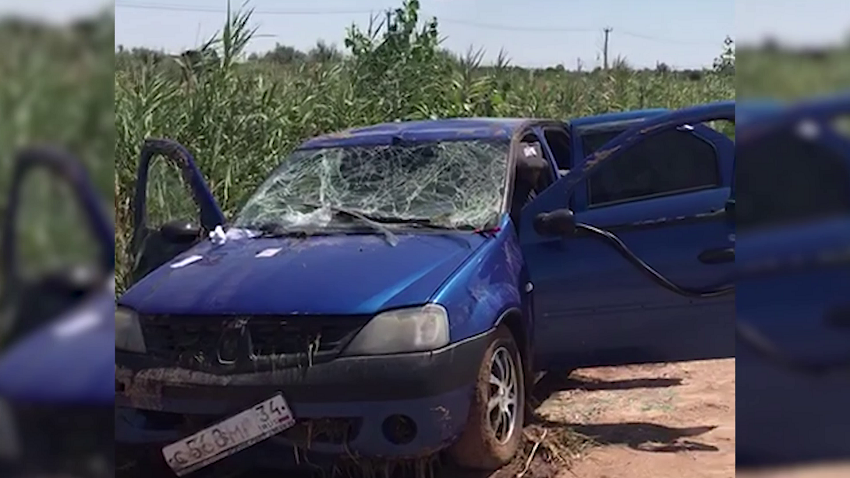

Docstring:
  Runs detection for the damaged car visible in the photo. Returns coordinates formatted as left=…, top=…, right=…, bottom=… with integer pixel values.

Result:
left=0, top=147, right=114, bottom=478
left=736, top=94, right=850, bottom=468
left=115, top=102, right=735, bottom=475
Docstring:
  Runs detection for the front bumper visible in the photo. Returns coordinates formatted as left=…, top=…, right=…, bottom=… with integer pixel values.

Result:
left=115, top=329, right=492, bottom=466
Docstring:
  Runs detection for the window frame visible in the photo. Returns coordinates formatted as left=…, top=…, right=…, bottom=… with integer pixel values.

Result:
left=541, top=126, right=572, bottom=172
left=584, top=128, right=723, bottom=210
left=524, top=132, right=552, bottom=193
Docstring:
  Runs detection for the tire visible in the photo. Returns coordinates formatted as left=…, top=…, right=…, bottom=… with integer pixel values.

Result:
left=448, top=324, right=525, bottom=470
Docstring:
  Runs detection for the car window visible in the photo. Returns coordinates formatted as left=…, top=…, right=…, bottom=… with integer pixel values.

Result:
left=737, top=128, right=850, bottom=232
left=144, top=155, right=201, bottom=229
left=580, top=130, right=622, bottom=157
left=234, top=139, right=511, bottom=230
left=542, top=128, right=571, bottom=172
left=517, top=133, right=554, bottom=204
left=583, top=129, right=721, bottom=207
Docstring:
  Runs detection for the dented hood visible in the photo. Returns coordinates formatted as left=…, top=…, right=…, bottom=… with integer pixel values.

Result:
left=118, top=232, right=485, bottom=316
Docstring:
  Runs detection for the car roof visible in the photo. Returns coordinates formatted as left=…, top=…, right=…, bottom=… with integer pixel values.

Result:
left=737, top=99, right=784, bottom=125
left=298, top=107, right=707, bottom=149
left=569, top=108, right=669, bottom=128
left=299, top=117, right=531, bottom=149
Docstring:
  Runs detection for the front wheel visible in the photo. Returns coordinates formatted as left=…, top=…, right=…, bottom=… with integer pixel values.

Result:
left=448, top=325, right=525, bottom=470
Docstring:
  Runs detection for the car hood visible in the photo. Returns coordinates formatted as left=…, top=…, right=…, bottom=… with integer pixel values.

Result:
left=118, top=232, right=485, bottom=316
left=0, top=290, right=114, bottom=405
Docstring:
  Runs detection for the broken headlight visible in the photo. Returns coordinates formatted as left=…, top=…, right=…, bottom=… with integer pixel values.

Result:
left=342, top=304, right=449, bottom=355
left=115, top=307, right=145, bottom=353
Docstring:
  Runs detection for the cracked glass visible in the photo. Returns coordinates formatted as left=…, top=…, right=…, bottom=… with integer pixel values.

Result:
left=233, top=139, right=511, bottom=231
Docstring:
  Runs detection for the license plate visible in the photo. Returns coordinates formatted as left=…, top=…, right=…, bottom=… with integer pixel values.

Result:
left=161, top=394, right=295, bottom=476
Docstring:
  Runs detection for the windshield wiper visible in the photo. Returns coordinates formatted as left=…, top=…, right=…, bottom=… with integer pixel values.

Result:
left=294, top=202, right=399, bottom=246
left=366, top=216, right=470, bottom=231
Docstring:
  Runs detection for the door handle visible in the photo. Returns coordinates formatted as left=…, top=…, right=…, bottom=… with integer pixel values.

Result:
left=698, top=247, right=734, bottom=264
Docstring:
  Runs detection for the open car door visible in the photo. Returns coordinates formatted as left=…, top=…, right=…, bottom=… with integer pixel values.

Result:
left=735, top=95, right=850, bottom=466
left=0, top=147, right=113, bottom=345
left=0, top=147, right=115, bottom=478
left=520, top=101, right=735, bottom=370
left=128, top=139, right=225, bottom=286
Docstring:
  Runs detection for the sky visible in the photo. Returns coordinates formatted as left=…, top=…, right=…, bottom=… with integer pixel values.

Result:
left=0, top=0, right=110, bottom=23
left=2, top=1, right=847, bottom=69
left=113, top=0, right=738, bottom=70
left=736, top=0, right=849, bottom=47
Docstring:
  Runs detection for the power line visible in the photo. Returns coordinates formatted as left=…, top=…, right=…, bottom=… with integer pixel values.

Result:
left=619, top=30, right=720, bottom=46
left=114, top=1, right=592, bottom=29
left=114, top=1, right=375, bottom=15
left=436, top=18, right=720, bottom=45
left=114, top=1, right=724, bottom=45
left=434, top=17, right=595, bottom=33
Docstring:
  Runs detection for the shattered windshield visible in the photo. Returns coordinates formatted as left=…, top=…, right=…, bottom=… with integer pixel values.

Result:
left=233, top=139, right=510, bottom=232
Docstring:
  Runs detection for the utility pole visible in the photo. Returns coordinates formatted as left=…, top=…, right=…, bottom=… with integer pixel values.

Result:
left=603, top=27, right=613, bottom=70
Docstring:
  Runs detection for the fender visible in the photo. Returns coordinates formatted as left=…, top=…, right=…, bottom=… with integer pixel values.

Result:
left=493, top=306, right=534, bottom=388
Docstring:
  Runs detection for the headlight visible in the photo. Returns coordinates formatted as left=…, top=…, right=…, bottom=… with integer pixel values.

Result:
left=343, top=304, right=450, bottom=355
left=0, top=398, right=20, bottom=462
left=115, top=307, right=146, bottom=353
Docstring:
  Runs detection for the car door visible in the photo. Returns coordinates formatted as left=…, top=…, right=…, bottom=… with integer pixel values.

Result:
left=126, top=138, right=225, bottom=287
left=520, top=101, right=735, bottom=370
left=1, top=147, right=113, bottom=344
left=735, top=97, right=850, bottom=466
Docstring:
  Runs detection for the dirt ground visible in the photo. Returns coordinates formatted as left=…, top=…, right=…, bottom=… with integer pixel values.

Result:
left=527, top=358, right=736, bottom=478
left=120, top=359, right=737, bottom=478
left=121, top=357, right=850, bottom=478
left=736, top=464, right=850, bottom=478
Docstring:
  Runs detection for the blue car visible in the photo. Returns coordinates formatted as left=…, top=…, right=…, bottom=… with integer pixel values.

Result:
left=115, top=102, right=735, bottom=475
left=0, top=147, right=114, bottom=478
left=736, top=94, right=850, bottom=468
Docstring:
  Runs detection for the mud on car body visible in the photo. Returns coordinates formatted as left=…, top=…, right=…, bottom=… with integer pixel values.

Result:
left=115, top=103, right=735, bottom=475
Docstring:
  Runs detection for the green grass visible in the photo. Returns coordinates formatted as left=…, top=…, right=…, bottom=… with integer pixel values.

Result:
left=114, top=1, right=734, bottom=290
left=737, top=45, right=850, bottom=100
left=0, top=12, right=113, bottom=282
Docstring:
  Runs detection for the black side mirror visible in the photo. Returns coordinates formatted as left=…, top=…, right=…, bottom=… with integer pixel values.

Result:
left=160, top=219, right=201, bottom=243
left=533, top=209, right=576, bottom=237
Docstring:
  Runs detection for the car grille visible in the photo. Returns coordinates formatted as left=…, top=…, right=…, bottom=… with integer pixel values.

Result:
left=139, top=315, right=370, bottom=364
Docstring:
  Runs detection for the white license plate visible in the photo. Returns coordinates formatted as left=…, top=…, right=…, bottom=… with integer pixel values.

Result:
left=162, top=394, right=296, bottom=476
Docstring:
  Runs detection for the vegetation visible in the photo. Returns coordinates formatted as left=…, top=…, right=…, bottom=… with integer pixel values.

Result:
left=0, top=11, right=113, bottom=281
left=114, top=0, right=734, bottom=290
left=737, top=42, right=850, bottom=99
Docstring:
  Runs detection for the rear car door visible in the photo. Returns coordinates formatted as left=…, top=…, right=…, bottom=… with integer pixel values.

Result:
left=736, top=97, right=850, bottom=466
left=126, top=139, right=225, bottom=287
left=520, top=102, right=735, bottom=369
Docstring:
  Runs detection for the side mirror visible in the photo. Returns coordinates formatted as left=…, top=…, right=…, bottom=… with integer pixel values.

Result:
left=534, top=209, right=576, bottom=237
left=160, top=219, right=201, bottom=243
